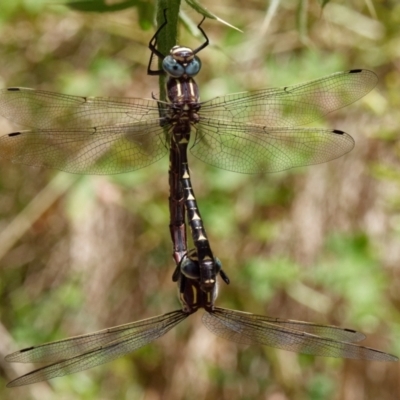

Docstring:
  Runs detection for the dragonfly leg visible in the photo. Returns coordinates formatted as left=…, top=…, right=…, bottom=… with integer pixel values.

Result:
left=147, top=8, right=168, bottom=75
left=192, top=16, right=209, bottom=55
left=219, top=269, right=230, bottom=285
left=172, top=264, right=180, bottom=282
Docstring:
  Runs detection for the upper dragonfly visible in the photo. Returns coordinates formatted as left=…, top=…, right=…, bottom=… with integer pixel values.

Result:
left=0, top=13, right=378, bottom=292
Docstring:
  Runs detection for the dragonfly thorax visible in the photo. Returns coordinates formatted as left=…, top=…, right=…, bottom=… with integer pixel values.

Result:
left=162, top=46, right=202, bottom=78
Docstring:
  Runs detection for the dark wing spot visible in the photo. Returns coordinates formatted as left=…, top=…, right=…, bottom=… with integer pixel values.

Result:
left=20, top=346, right=35, bottom=353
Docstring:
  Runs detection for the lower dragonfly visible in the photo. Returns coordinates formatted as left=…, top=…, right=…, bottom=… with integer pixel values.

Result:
left=5, top=248, right=397, bottom=387
left=0, top=12, right=378, bottom=292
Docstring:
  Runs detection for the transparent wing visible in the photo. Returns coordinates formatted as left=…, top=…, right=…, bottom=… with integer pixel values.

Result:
left=203, top=308, right=397, bottom=361
left=0, top=88, right=164, bottom=128
left=6, top=310, right=187, bottom=387
left=200, top=70, right=377, bottom=127
left=191, top=121, right=354, bottom=174
left=205, top=308, right=365, bottom=342
left=0, top=88, right=170, bottom=174
left=0, top=123, right=169, bottom=174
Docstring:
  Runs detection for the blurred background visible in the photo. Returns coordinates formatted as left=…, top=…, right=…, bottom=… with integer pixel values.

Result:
left=0, top=0, right=399, bottom=399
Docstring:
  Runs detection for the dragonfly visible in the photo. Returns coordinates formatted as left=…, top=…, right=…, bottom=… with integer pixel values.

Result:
left=0, top=12, right=378, bottom=292
left=4, top=14, right=396, bottom=387
left=5, top=247, right=397, bottom=387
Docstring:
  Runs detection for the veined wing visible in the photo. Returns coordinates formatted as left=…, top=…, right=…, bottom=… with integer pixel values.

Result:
left=6, top=310, right=187, bottom=387
left=203, top=308, right=397, bottom=361
left=191, top=120, right=354, bottom=174
left=199, top=70, right=377, bottom=127
left=0, top=88, right=171, bottom=174
left=0, top=88, right=165, bottom=129
left=206, top=308, right=365, bottom=342
left=0, top=122, right=169, bottom=174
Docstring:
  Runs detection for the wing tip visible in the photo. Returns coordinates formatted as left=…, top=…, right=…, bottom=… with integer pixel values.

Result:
left=6, top=380, right=20, bottom=388
left=5, top=345, right=34, bottom=362
left=374, top=352, right=399, bottom=362
left=348, top=69, right=378, bottom=84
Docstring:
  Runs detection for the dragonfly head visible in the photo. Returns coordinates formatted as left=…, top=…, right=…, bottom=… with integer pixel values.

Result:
left=162, top=46, right=202, bottom=78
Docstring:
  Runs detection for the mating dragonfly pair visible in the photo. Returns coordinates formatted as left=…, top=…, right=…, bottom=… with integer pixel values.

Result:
left=1, top=13, right=396, bottom=387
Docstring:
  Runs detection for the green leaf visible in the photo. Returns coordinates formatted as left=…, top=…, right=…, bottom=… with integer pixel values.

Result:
left=185, top=0, right=242, bottom=32
left=154, top=1, right=181, bottom=102
left=137, top=1, right=155, bottom=30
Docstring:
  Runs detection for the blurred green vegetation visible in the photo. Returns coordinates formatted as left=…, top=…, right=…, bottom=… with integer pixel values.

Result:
left=0, top=0, right=399, bottom=399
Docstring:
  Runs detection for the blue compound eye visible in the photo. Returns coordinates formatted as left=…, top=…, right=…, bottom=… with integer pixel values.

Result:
left=185, top=57, right=201, bottom=77
left=162, top=56, right=185, bottom=77
left=180, top=257, right=200, bottom=279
